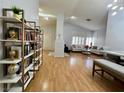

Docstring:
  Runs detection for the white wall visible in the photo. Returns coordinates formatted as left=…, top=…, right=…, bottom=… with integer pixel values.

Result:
left=41, top=21, right=106, bottom=51
left=41, top=22, right=93, bottom=51
left=43, top=24, right=56, bottom=50
left=2, top=0, right=39, bottom=24
left=64, top=22, right=93, bottom=49
left=40, top=18, right=56, bottom=51
left=0, top=0, right=39, bottom=91
left=106, top=10, right=124, bottom=51
left=93, top=28, right=106, bottom=48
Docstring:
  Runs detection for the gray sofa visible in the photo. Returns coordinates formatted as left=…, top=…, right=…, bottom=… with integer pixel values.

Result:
left=90, top=49, right=103, bottom=56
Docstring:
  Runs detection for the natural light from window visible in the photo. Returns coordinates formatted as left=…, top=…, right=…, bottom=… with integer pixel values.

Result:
left=72, top=36, right=84, bottom=45
left=72, top=36, right=94, bottom=46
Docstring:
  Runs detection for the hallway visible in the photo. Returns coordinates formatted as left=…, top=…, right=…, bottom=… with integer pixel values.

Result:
left=26, top=51, right=124, bottom=92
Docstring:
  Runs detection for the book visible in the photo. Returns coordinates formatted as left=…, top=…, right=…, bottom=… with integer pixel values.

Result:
left=19, top=31, right=26, bottom=40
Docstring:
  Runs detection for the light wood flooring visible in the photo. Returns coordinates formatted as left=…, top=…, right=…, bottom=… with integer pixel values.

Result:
left=26, top=51, right=124, bottom=92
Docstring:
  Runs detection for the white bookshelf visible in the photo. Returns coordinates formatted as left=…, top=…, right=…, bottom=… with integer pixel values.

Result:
left=24, top=41, right=36, bottom=43
left=24, top=72, right=33, bottom=89
left=39, top=61, right=43, bottom=66
left=0, top=16, right=21, bottom=22
left=24, top=51, right=34, bottom=59
left=0, top=75, right=22, bottom=84
left=36, top=48, right=42, bottom=52
left=35, top=65, right=39, bottom=71
left=0, top=10, right=43, bottom=91
left=9, top=85, right=22, bottom=92
left=37, top=55, right=42, bottom=60
left=0, top=16, right=34, bottom=30
left=35, top=55, right=40, bottom=61
left=7, top=72, right=34, bottom=92
left=0, top=59, right=22, bottom=64
left=0, top=39, right=22, bottom=42
left=24, top=63, right=34, bottom=74
left=0, top=50, right=36, bottom=64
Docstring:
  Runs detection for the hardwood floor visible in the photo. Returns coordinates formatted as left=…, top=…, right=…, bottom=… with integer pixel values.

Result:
left=26, top=51, right=124, bottom=92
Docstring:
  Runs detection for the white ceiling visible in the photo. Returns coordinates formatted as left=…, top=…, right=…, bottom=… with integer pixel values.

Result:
left=39, top=0, right=113, bottom=30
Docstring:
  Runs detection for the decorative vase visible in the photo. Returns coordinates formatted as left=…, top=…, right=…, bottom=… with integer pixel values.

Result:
left=8, top=30, right=16, bottom=40
left=9, top=50, right=16, bottom=60
left=8, top=64, right=19, bottom=78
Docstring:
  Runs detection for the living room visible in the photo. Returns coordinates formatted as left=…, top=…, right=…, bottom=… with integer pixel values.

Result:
left=0, top=0, right=124, bottom=92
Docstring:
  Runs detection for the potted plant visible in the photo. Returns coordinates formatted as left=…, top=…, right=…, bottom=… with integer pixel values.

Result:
left=12, top=6, right=21, bottom=19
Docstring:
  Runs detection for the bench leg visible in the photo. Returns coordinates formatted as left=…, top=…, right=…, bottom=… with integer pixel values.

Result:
left=92, top=62, right=95, bottom=76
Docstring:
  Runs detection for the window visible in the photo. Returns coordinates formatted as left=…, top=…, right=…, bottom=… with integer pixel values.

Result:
left=72, top=37, right=76, bottom=45
left=78, top=37, right=82, bottom=45
left=86, top=37, right=94, bottom=47
left=72, top=36, right=85, bottom=45
left=82, top=37, right=84, bottom=45
left=72, top=36, right=94, bottom=46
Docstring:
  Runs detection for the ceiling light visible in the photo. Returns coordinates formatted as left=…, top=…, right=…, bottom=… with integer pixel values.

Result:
left=119, top=7, right=124, bottom=10
left=70, top=16, right=77, bottom=19
left=112, top=5, right=118, bottom=10
left=112, top=11, right=117, bottom=16
left=114, top=0, right=118, bottom=3
left=39, top=13, right=56, bottom=18
left=44, top=17, right=49, bottom=21
left=107, top=4, right=113, bottom=8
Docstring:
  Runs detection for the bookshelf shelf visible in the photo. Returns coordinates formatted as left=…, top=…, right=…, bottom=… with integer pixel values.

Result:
left=39, top=61, right=42, bottom=67
left=0, top=39, right=22, bottom=42
left=0, top=16, right=34, bottom=30
left=0, top=40, right=36, bottom=43
left=36, top=48, right=42, bottom=52
left=8, top=84, right=22, bottom=92
left=0, top=59, right=22, bottom=64
left=24, top=63, right=34, bottom=74
left=24, top=51, right=34, bottom=59
left=0, top=16, right=21, bottom=22
left=24, top=41, right=36, bottom=43
left=35, top=65, right=39, bottom=71
left=24, top=72, right=33, bottom=90
left=34, top=59, right=43, bottom=71
left=35, top=55, right=41, bottom=61
left=0, top=75, right=22, bottom=84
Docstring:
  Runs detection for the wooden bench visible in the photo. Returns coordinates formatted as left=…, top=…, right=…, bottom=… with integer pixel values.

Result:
left=92, top=59, right=124, bottom=82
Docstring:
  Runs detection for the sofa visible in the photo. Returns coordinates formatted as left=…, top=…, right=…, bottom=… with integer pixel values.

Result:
left=71, top=45, right=83, bottom=52
left=90, top=46, right=104, bottom=56
left=90, top=49, right=103, bottom=56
